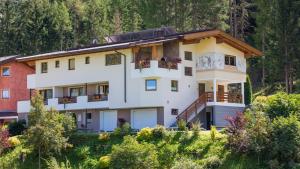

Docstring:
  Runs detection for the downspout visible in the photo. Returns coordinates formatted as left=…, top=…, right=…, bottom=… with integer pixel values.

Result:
left=114, top=51, right=127, bottom=103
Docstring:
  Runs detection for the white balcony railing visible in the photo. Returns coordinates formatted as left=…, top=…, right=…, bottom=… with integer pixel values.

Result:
left=17, top=95, right=109, bottom=113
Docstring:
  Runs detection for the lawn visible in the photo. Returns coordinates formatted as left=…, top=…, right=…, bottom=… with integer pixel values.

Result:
left=0, top=131, right=267, bottom=169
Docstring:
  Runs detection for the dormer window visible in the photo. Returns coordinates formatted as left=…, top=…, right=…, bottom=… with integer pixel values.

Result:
left=225, top=55, right=236, bottom=66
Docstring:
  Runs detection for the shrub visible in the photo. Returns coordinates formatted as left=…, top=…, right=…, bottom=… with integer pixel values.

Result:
left=136, top=127, right=153, bottom=141
left=99, top=132, right=110, bottom=142
left=83, top=158, right=98, bottom=169
left=8, top=136, right=21, bottom=147
left=244, top=74, right=253, bottom=105
left=191, top=121, right=202, bottom=136
left=75, top=145, right=90, bottom=159
left=269, top=115, right=300, bottom=167
left=210, top=126, right=218, bottom=142
left=110, top=135, right=159, bottom=169
left=177, top=119, right=187, bottom=131
left=171, top=157, right=201, bottom=169
left=202, top=156, right=222, bottom=169
left=245, top=111, right=270, bottom=157
left=46, top=157, right=72, bottom=169
left=113, top=127, right=122, bottom=136
left=252, top=96, right=268, bottom=112
left=225, top=112, right=250, bottom=153
left=265, top=92, right=300, bottom=119
left=8, top=120, right=26, bottom=136
left=99, top=155, right=111, bottom=169
left=152, top=125, right=166, bottom=139
left=0, top=127, right=10, bottom=154
left=158, top=144, right=178, bottom=168
left=113, top=123, right=132, bottom=137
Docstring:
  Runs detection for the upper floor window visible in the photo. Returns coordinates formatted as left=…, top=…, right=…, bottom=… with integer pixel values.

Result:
left=41, top=62, right=48, bottom=73
left=171, top=80, right=178, bottom=92
left=225, top=55, right=236, bottom=66
left=1, top=89, right=9, bottom=99
left=106, top=53, right=121, bottom=65
left=85, top=57, right=90, bottom=64
left=69, top=58, right=75, bottom=70
left=184, top=51, right=192, bottom=61
left=70, top=87, right=84, bottom=97
left=55, top=60, right=60, bottom=68
left=184, top=67, right=192, bottom=76
left=145, top=79, right=157, bottom=91
left=2, top=67, right=10, bottom=76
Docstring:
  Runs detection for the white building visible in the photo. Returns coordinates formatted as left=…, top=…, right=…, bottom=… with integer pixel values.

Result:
left=17, top=28, right=262, bottom=131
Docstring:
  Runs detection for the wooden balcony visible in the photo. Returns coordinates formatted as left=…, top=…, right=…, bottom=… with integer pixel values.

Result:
left=58, top=96, right=77, bottom=104
left=158, top=60, right=178, bottom=69
left=88, top=94, right=108, bottom=102
left=135, top=58, right=180, bottom=70
left=206, top=92, right=242, bottom=103
left=135, top=59, right=151, bottom=69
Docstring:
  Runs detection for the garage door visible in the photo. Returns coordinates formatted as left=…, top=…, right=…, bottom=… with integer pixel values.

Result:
left=100, top=110, right=117, bottom=131
left=131, top=109, right=157, bottom=129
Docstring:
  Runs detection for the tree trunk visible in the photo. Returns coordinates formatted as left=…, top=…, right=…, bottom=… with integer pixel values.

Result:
left=262, top=31, right=265, bottom=87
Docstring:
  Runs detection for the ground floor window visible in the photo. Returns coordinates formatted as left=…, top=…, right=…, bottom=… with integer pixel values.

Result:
left=145, top=79, right=157, bottom=91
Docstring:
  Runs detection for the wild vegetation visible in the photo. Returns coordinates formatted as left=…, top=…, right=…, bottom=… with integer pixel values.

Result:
left=1, top=93, right=300, bottom=168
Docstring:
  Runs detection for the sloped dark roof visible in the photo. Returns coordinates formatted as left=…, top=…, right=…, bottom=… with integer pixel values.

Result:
left=0, top=55, right=17, bottom=66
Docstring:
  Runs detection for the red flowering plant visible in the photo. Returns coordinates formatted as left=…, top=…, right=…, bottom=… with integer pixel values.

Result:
left=0, top=126, right=11, bottom=154
left=225, top=112, right=250, bottom=153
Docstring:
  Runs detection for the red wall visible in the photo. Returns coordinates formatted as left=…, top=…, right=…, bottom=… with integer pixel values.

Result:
left=0, top=61, right=34, bottom=112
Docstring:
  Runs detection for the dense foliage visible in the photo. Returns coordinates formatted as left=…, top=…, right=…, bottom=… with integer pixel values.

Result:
left=8, top=120, right=26, bottom=136
left=244, top=75, right=253, bottom=105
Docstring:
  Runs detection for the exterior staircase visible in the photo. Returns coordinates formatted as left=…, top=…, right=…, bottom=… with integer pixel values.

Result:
left=176, top=94, right=207, bottom=124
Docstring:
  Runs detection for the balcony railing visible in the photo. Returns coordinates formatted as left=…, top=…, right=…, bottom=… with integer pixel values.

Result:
left=88, top=94, right=108, bottom=102
left=206, top=92, right=242, bottom=103
left=135, top=58, right=180, bottom=70
left=135, top=59, right=151, bottom=69
left=58, top=96, right=77, bottom=104
left=158, top=60, right=178, bottom=69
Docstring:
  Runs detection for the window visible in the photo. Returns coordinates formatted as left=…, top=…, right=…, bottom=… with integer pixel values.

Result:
left=86, top=113, right=92, bottom=123
left=70, top=87, right=84, bottom=97
left=184, top=67, right=192, bottom=76
left=2, top=89, right=9, bottom=99
left=225, top=55, right=236, bottom=66
left=97, top=84, right=109, bottom=95
left=171, top=80, right=178, bottom=92
left=68, top=59, right=75, bottom=70
left=106, top=53, right=121, bottom=65
left=184, top=51, right=192, bottom=61
left=2, top=67, right=10, bottom=76
left=145, top=79, right=157, bottom=91
left=85, top=57, right=90, bottom=64
left=171, top=109, right=178, bottom=115
left=55, top=60, right=60, bottom=68
left=41, top=62, right=48, bottom=73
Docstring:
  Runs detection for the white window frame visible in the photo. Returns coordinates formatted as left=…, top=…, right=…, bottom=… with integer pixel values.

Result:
left=1, top=89, right=10, bottom=99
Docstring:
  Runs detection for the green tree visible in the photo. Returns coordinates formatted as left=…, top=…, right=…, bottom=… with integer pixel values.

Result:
left=26, top=94, right=75, bottom=169
left=244, top=75, right=253, bottom=105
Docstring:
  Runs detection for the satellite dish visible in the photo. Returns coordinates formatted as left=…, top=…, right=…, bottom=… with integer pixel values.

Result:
left=92, top=38, right=99, bottom=44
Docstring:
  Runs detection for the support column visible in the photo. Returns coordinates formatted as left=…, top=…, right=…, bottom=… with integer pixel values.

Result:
left=213, top=79, right=217, bottom=103
left=241, top=82, right=245, bottom=104
left=52, top=87, right=55, bottom=98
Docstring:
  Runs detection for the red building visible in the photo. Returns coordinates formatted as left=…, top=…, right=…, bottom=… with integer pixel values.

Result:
left=0, top=56, right=34, bottom=124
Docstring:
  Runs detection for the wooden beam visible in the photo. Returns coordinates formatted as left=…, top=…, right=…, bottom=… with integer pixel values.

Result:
left=182, top=39, right=201, bottom=45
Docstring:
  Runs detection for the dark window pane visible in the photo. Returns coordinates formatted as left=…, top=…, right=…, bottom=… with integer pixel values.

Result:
left=55, top=61, right=60, bottom=68
left=171, top=80, right=178, bottom=91
left=184, top=67, right=192, bottom=76
left=171, top=109, right=178, bottom=115
left=85, top=57, right=90, bottom=64
left=41, top=62, right=48, bottom=73
left=69, top=59, right=75, bottom=70
left=184, top=51, right=192, bottom=61
left=106, top=53, right=121, bottom=65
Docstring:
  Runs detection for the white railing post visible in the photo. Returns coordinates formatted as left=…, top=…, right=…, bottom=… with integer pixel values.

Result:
left=213, top=79, right=217, bottom=103
left=241, top=82, right=245, bottom=104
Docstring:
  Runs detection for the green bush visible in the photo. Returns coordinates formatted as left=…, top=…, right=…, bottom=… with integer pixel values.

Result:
left=244, top=75, right=253, bottom=105
left=46, top=157, right=72, bottom=169
left=99, top=132, right=110, bottom=142
left=75, top=145, right=90, bottom=159
left=191, top=121, right=202, bottom=136
left=202, top=156, right=222, bottom=169
left=113, top=122, right=132, bottom=137
left=110, top=136, right=159, bottom=169
left=158, top=144, right=178, bottom=168
left=83, top=158, right=98, bottom=169
left=210, top=126, right=218, bottom=142
left=171, top=157, right=201, bottom=169
left=8, top=120, right=26, bottom=136
left=177, top=119, right=187, bottom=131
left=152, top=125, right=166, bottom=139
left=99, top=155, right=111, bottom=169
left=269, top=115, right=300, bottom=167
left=265, top=92, right=300, bottom=119
left=136, top=127, right=153, bottom=141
